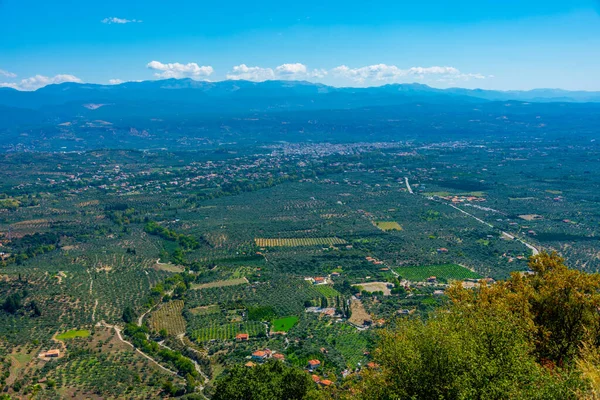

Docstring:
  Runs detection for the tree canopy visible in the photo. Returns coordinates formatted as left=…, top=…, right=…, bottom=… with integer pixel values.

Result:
left=342, top=253, right=600, bottom=399
left=212, top=360, right=321, bottom=400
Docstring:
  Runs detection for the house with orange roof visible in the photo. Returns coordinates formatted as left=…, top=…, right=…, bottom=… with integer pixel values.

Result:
left=251, top=349, right=272, bottom=362
left=235, top=333, right=249, bottom=341
left=307, top=359, right=321, bottom=371
left=319, top=379, right=333, bottom=386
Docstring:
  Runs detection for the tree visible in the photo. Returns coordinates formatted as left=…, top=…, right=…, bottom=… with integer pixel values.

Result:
left=447, top=252, right=600, bottom=366
left=122, top=306, right=136, bottom=324
left=347, top=253, right=593, bottom=399
left=30, top=300, right=41, bottom=317
left=212, top=361, right=321, bottom=400
left=3, top=293, right=22, bottom=314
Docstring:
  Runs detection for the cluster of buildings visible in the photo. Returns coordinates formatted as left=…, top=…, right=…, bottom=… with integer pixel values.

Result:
left=311, top=374, right=332, bottom=387
left=244, top=348, right=288, bottom=367
left=305, top=307, right=340, bottom=318
left=24, top=148, right=338, bottom=198
left=365, top=256, right=385, bottom=265
left=264, top=142, right=406, bottom=158
left=438, top=195, right=486, bottom=203
left=304, top=276, right=330, bottom=285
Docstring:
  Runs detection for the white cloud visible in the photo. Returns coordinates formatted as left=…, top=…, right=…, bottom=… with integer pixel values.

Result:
left=101, top=17, right=142, bottom=24
left=0, top=74, right=82, bottom=91
left=226, top=63, right=327, bottom=82
left=147, top=61, right=214, bottom=79
left=0, top=69, right=16, bottom=78
left=331, top=64, right=485, bottom=84
left=108, top=79, right=123, bottom=85
left=275, top=63, right=307, bottom=76
left=226, top=65, right=275, bottom=81
left=310, top=69, right=328, bottom=79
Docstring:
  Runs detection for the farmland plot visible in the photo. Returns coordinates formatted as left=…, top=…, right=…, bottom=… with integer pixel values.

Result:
left=191, top=277, right=248, bottom=290
left=255, top=237, right=347, bottom=247
left=149, top=300, right=186, bottom=336
left=396, top=264, right=481, bottom=282
left=372, top=221, right=402, bottom=231
left=191, top=321, right=264, bottom=342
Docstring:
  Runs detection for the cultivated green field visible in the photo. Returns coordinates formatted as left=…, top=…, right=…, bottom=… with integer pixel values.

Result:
left=272, top=316, right=299, bottom=332
left=255, top=237, right=347, bottom=247
left=55, top=329, right=91, bottom=340
left=396, top=264, right=481, bottom=282
left=191, top=321, right=264, bottom=342
left=373, top=221, right=402, bottom=231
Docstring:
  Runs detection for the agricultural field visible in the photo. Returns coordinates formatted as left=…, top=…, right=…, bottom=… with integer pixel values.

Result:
left=353, top=282, right=393, bottom=296
left=1, top=136, right=599, bottom=397
left=372, top=221, right=403, bottom=231
left=148, top=300, right=186, bottom=336
left=191, top=278, right=248, bottom=290
left=396, top=264, right=481, bottom=282
left=191, top=321, right=265, bottom=342
left=313, top=285, right=341, bottom=298
left=272, top=316, right=299, bottom=332
left=55, top=329, right=91, bottom=340
left=255, top=237, right=347, bottom=247
left=189, top=304, right=221, bottom=316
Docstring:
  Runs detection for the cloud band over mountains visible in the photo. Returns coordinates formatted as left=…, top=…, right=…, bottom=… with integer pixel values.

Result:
left=0, top=62, right=489, bottom=91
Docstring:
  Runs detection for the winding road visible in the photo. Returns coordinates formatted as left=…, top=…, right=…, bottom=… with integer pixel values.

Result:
left=97, top=321, right=178, bottom=376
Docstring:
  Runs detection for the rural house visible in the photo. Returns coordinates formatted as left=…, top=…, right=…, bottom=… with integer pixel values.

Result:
left=308, top=359, right=321, bottom=371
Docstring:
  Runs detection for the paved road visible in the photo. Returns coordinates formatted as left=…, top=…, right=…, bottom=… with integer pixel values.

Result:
left=405, top=177, right=414, bottom=194
left=439, top=200, right=540, bottom=256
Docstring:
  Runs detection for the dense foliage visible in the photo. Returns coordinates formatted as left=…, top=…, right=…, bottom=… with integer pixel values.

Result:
left=344, top=253, right=600, bottom=399
left=212, top=360, right=321, bottom=400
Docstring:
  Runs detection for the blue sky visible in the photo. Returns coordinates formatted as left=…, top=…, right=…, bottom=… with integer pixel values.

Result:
left=1, top=0, right=599, bottom=90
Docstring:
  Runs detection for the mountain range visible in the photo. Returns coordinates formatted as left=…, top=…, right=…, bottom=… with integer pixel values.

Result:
left=1, top=79, right=600, bottom=112
left=1, top=79, right=599, bottom=151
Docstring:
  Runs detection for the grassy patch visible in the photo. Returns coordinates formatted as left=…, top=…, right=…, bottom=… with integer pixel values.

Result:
left=272, top=316, right=299, bottom=332
left=189, top=304, right=221, bottom=316
left=313, top=285, right=341, bottom=298
left=396, top=264, right=481, bottom=282
left=422, top=191, right=451, bottom=197
left=153, top=262, right=185, bottom=273
left=191, top=277, right=248, bottom=290
left=372, top=221, right=402, bottom=231
left=56, top=329, right=91, bottom=340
